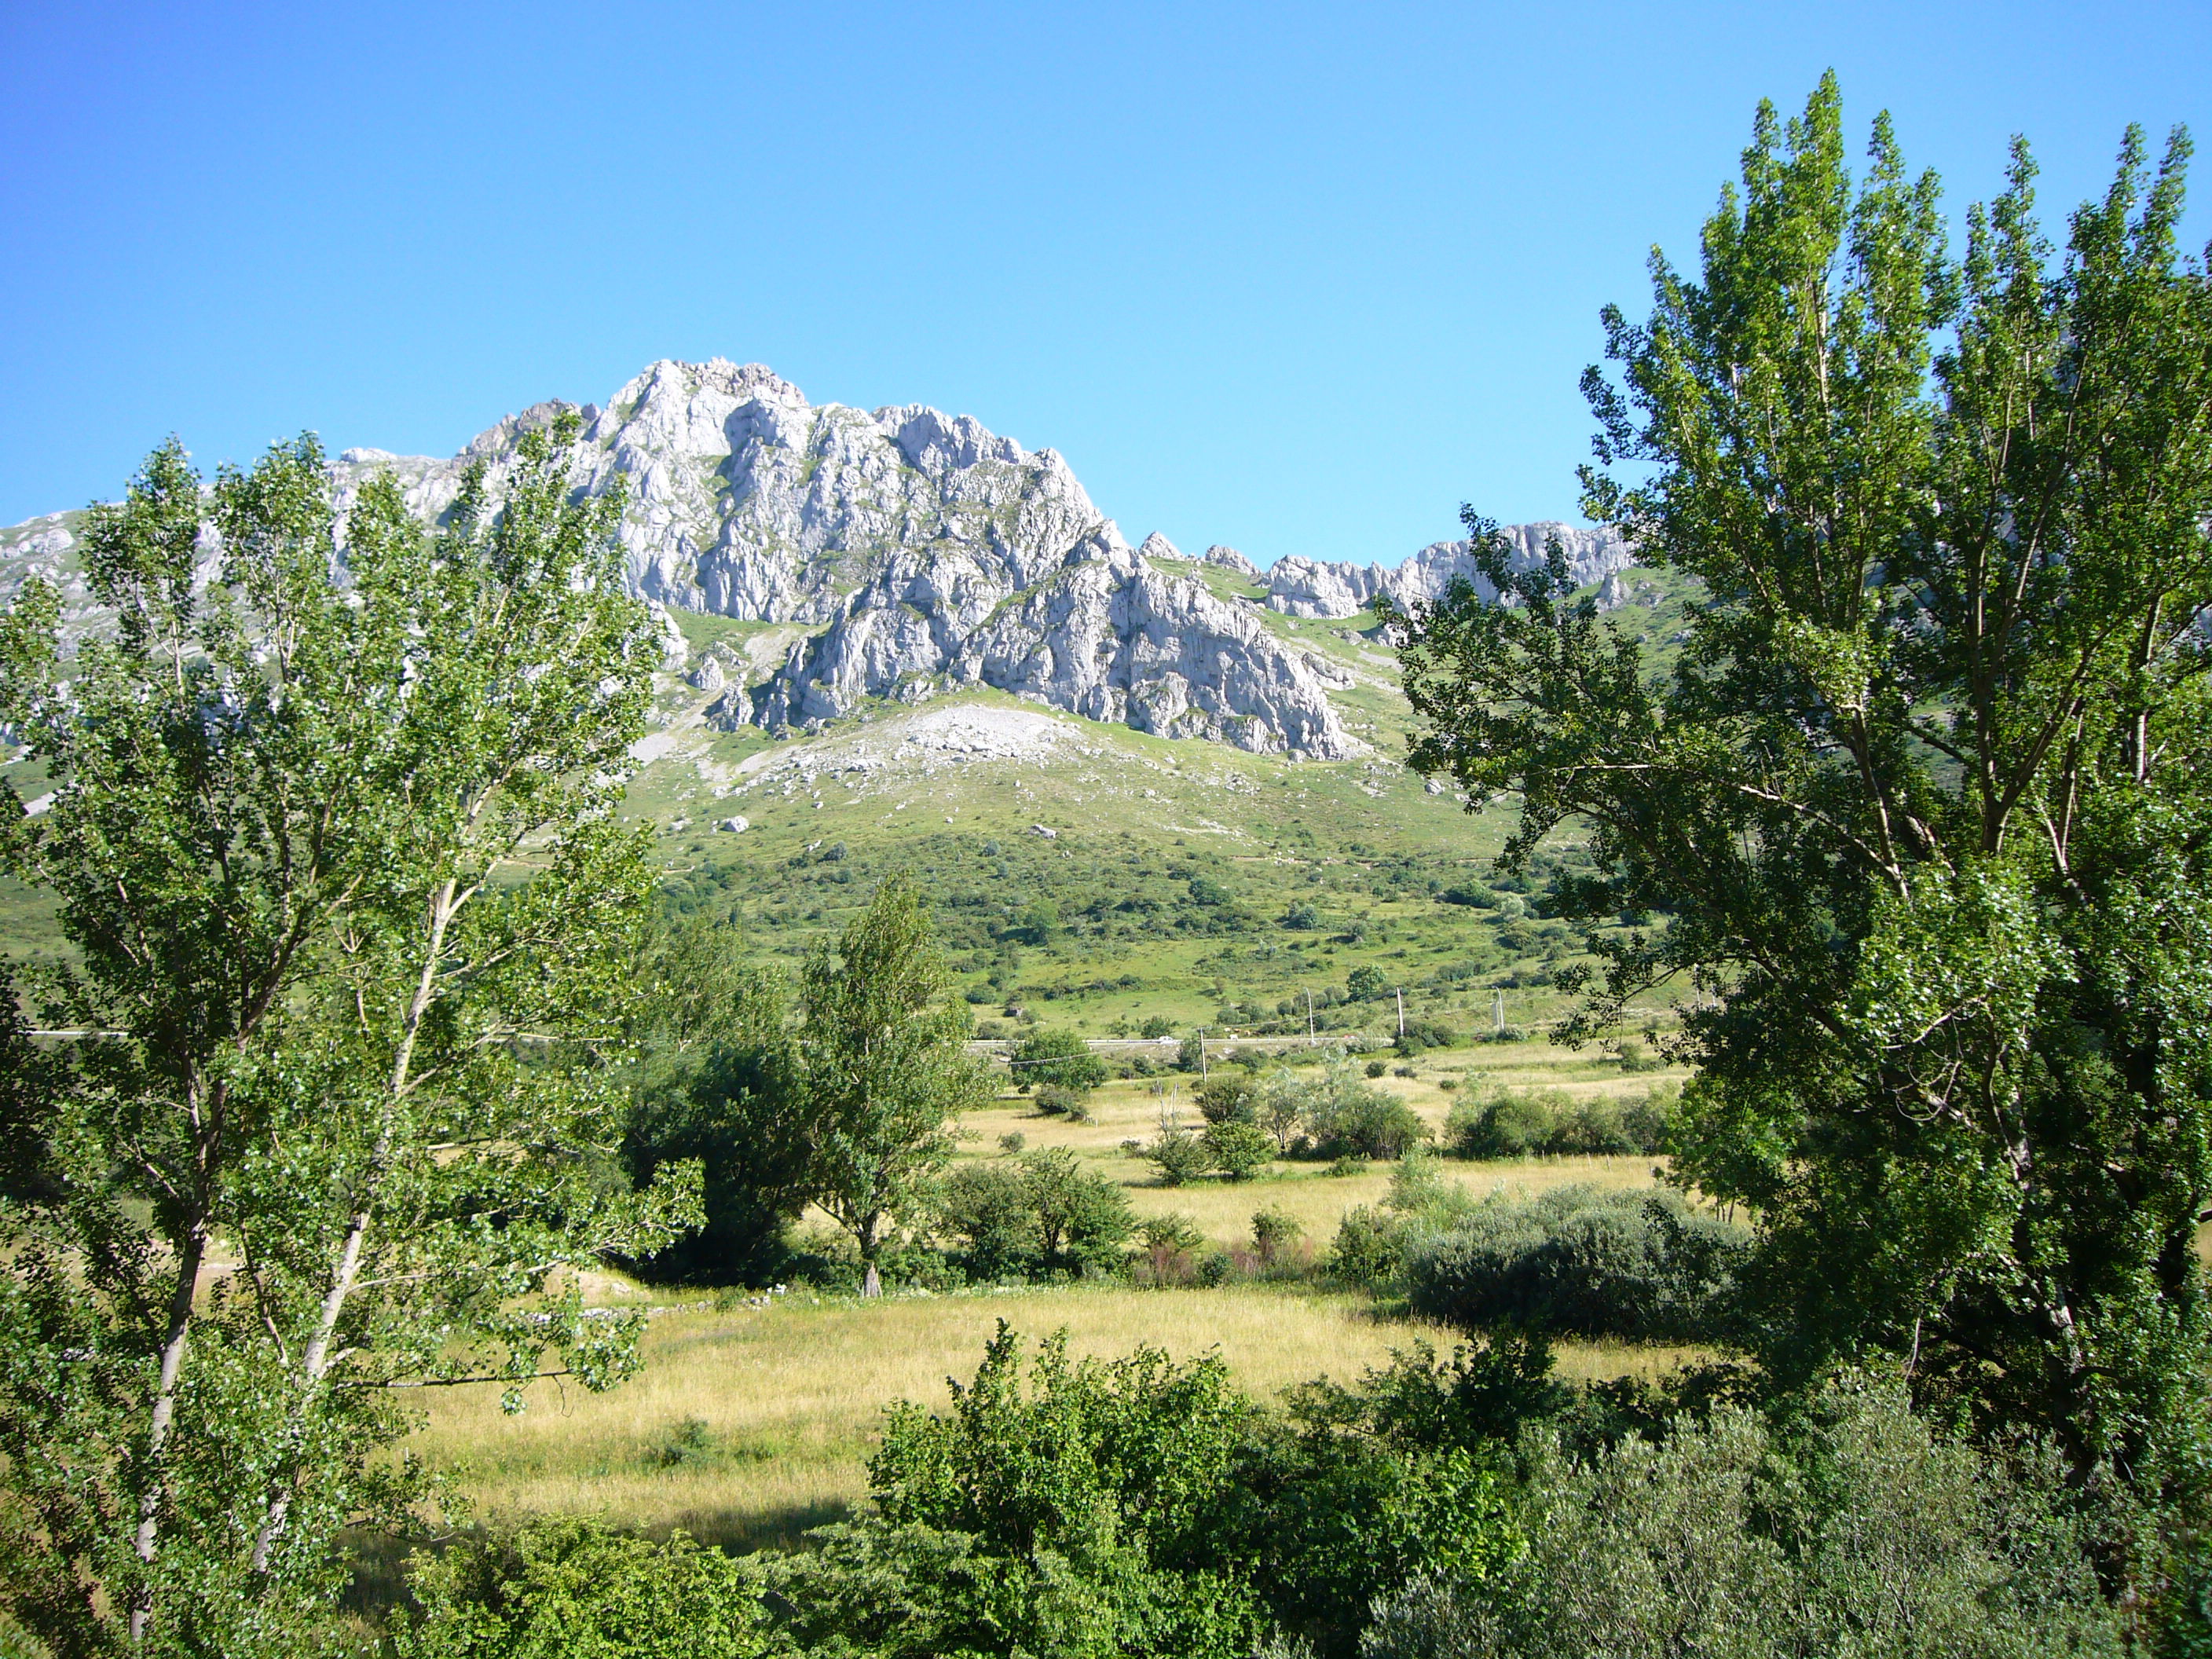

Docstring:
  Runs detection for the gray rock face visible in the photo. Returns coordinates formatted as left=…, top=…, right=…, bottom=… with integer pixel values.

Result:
left=1262, top=522, right=1634, bottom=619
left=0, top=356, right=1622, bottom=764
left=324, top=359, right=1368, bottom=760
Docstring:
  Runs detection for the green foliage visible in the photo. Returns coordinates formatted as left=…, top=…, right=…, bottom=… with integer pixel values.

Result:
left=1251, top=1207, right=1305, bottom=1265
left=1195, top=1071, right=1258, bottom=1125
left=0, top=425, right=697, bottom=1653
left=1011, top=1028, right=1109, bottom=1093
left=621, top=914, right=807, bottom=1286
left=1299, top=1065, right=1427, bottom=1161
left=800, top=872, right=994, bottom=1295
left=767, top=1324, right=1267, bottom=1658
left=1445, top=1085, right=1672, bottom=1159
left=1364, top=1378, right=2122, bottom=1657
left=397, top=1518, right=771, bottom=1658
left=1406, top=1186, right=1747, bottom=1343
left=1393, top=75, right=2212, bottom=1480
left=1203, top=1119, right=1276, bottom=1182
left=1144, top=1120, right=1212, bottom=1188
left=938, top=1150, right=1136, bottom=1283
left=1346, top=965, right=1389, bottom=1002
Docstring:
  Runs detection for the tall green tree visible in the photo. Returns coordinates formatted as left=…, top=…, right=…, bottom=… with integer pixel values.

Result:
left=0, top=417, right=700, bottom=1654
left=621, top=913, right=811, bottom=1286
left=799, top=872, right=991, bottom=1297
left=1392, top=77, right=2212, bottom=1496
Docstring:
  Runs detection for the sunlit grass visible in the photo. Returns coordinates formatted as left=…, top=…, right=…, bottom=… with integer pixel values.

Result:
left=410, top=1283, right=1705, bottom=1551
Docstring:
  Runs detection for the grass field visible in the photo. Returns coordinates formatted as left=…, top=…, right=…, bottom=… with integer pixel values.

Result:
left=410, top=1280, right=1699, bottom=1554
left=408, top=1044, right=1691, bottom=1551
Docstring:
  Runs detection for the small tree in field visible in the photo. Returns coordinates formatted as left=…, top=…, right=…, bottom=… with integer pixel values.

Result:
left=1009, top=1027, right=1108, bottom=1094
left=800, top=873, right=993, bottom=1296
left=0, top=420, right=700, bottom=1655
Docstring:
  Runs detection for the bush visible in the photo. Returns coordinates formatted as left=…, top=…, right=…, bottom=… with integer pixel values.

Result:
left=1363, top=1379, right=2121, bottom=1658
left=1009, top=1028, right=1108, bottom=1092
left=1346, top=965, right=1390, bottom=1001
left=1304, top=1071, right=1427, bottom=1160
left=1203, top=1119, right=1275, bottom=1181
left=1365, top=1059, right=1389, bottom=1079
left=1329, top=1203, right=1402, bottom=1284
left=937, top=1149, right=1134, bottom=1280
left=1397, top=1018, right=1458, bottom=1056
left=1405, top=1185, right=1746, bottom=1342
left=1196, top=1072, right=1258, bottom=1124
left=1251, top=1207, right=1305, bottom=1264
left=767, top=1327, right=1268, bottom=1659
left=1447, top=1085, right=1674, bottom=1159
left=1031, top=1082, right=1084, bottom=1116
left=397, top=1518, right=772, bottom=1657
left=1146, top=1122, right=1212, bottom=1186
left=1140, top=1016, right=1176, bottom=1039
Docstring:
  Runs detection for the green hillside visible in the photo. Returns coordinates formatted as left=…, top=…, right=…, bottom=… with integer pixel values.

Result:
left=3, top=562, right=1695, bottom=1043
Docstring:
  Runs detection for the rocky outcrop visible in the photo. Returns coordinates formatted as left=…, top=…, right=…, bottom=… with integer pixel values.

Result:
left=1262, top=522, right=1634, bottom=619
left=1, top=357, right=1624, bottom=764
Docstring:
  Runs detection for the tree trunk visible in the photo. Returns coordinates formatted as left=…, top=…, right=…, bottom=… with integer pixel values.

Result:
left=130, top=1221, right=207, bottom=1646
left=862, top=1259, right=881, bottom=1298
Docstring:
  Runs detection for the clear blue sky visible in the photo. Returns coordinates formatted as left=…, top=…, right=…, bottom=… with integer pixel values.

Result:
left=3, top=2, right=2207, bottom=566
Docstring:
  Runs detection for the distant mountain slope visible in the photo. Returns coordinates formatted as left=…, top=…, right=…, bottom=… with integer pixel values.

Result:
left=0, top=359, right=1631, bottom=761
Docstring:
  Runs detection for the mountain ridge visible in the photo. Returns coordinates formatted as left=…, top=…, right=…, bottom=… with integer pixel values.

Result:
left=0, top=358, right=1633, bottom=761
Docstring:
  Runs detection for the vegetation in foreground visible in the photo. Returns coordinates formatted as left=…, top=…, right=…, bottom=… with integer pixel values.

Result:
left=3, top=71, right=2212, bottom=1659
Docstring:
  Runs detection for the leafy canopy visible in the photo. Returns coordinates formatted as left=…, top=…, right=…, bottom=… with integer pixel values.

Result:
left=0, top=418, right=699, bottom=1654
left=1392, top=76, right=2212, bottom=1490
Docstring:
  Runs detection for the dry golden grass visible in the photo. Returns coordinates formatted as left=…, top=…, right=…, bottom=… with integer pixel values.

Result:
left=408, top=1044, right=1694, bottom=1548
left=960, top=1049, right=1679, bottom=1251
left=410, top=1284, right=1704, bottom=1550
left=412, top=1286, right=1394, bottom=1547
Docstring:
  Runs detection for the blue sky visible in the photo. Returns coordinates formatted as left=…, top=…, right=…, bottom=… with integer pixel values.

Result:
left=3, top=2, right=2207, bottom=566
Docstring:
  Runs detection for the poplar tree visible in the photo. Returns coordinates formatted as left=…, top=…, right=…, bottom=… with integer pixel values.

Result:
left=0, top=416, right=701, bottom=1654
left=800, top=873, right=991, bottom=1297
left=1393, top=78, right=2212, bottom=1499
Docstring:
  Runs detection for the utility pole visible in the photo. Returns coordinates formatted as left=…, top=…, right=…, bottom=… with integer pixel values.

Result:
left=1305, top=987, right=1315, bottom=1046
left=1494, top=989, right=1505, bottom=1035
left=1395, top=988, right=1405, bottom=1038
left=1196, top=1026, right=1208, bottom=1081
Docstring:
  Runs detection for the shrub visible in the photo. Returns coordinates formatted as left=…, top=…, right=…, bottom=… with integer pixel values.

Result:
left=1251, top=1207, right=1305, bottom=1265
left=1031, top=1083, right=1082, bottom=1116
left=1282, top=900, right=1323, bottom=929
left=997, top=1131, right=1025, bottom=1154
left=1304, top=1069, right=1427, bottom=1160
left=397, top=1518, right=772, bottom=1657
left=1140, top=1016, right=1176, bottom=1038
left=1405, top=1185, right=1747, bottom=1342
left=1365, top=1059, right=1389, bottom=1079
left=1195, top=1072, right=1258, bottom=1125
left=1362, top=1379, right=2120, bottom=1658
left=1009, top=1028, right=1108, bottom=1092
left=937, top=1151, right=1133, bottom=1280
left=1448, top=1086, right=1674, bottom=1159
left=937, top=1162, right=1038, bottom=1280
left=1146, top=1122, right=1212, bottom=1186
left=1329, top=1204, right=1402, bottom=1284
left=1346, top=965, right=1390, bottom=1001
left=1203, top=1119, right=1275, bottom=1181
left=767, top=1327, right=1268, bottom=1659
left=1134, top=1213, right=1207, bottom=1286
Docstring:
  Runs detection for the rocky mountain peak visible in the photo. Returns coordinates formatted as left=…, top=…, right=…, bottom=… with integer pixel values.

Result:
left=2, top=359, right=1634, bottom=765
